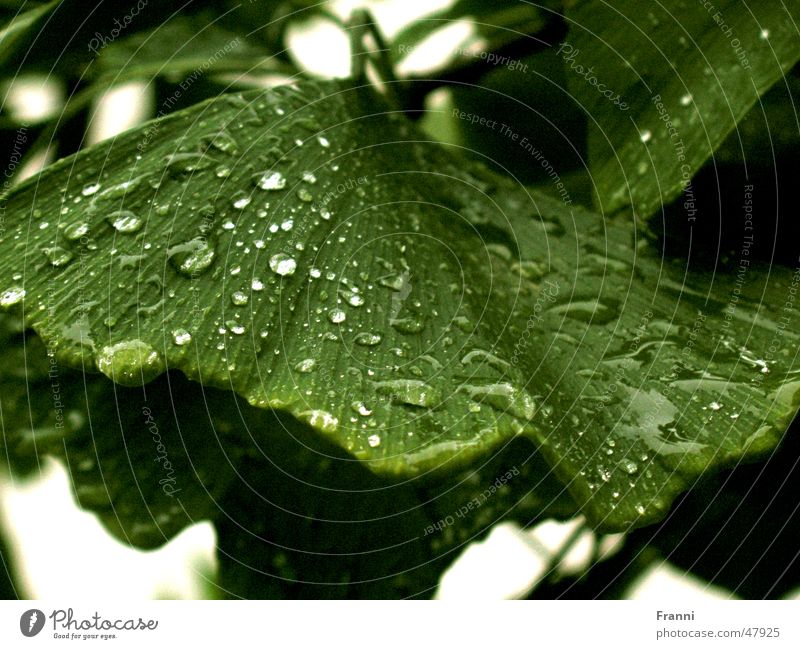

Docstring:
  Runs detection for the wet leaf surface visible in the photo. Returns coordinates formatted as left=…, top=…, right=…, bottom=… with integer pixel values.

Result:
left=1, top=79, right=799, bottom=537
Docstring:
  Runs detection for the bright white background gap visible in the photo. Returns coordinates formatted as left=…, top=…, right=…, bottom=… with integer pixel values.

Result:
left=2, top=0, right=793, bottom=601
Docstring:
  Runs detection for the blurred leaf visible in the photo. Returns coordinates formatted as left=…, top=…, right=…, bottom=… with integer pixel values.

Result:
left=0, top=0, right=58, bottom=69
left=216, top=416, right=567, bottom=598
left=566, top=0, right=800, bottom=217
left=391, top=0, right=559, bottom=66
left=91, top=12, right=293, bottom=88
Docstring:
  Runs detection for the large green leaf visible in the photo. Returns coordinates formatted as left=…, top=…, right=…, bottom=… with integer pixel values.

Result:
left=0, top=79, right=799, bottom=534
left=566, top=0, right=800, bottom=217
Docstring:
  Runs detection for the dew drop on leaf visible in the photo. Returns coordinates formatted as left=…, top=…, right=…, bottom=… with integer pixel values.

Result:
left=81, top=182, right=101, bottom=196
left=64, top=222, right=90, bottom=240
left=168, top=238, right=217, bottom=277
left=96, top=339, right=165, bottom=386
left=329, top=308, right=346, bottom=324
left=255, top=171, right=286, bottom=190
left=0, top=286, right=26, bottom=307
left=354, top=332, right=382, bottom=346
left=294, top=358, right=317, bottom=373
left=172, top=329, right=192, bottom=345
left=43, top=245, right=74, bottom=267
left=269, top=253, right=297, bottom=276
left=373, top=379, right=442, bottom=408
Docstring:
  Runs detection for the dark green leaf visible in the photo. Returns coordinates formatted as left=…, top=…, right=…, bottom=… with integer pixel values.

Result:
left=92, top=12, right=291, bottom=88
left=0, top=79, right=799, bottom=534
left=566, top=0, right=800, bottom=217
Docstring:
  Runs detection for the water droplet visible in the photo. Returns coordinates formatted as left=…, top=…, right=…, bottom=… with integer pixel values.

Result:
left=269, top=253, right=296, bottom=276
left=232, top=192, right=251, bottom=209
left=96, top=340, right=165, bottom=386
left=255, top=170, right=286, bottom=190
left=0, top=286, right=26, bottom=307
left=251, top=278, right=264, bottom=291
left=43, top=245, right=74, bottom=267
left=167, top=238, right=216, bottom=277
left=297, top=188, right=313, bottom=203
left=355, top=332, right=382, bottom=346
left=81, top=182, right=101, bottom=196
left=202, top=130, right=238, bottom=154
left=680, top=93, right=692, bottom=106
left=64, top=221, right=90, bottom=240
left=298, top=409, right=338, bottom=433
left=172, top=329, right=192, bottom=345
left=352, top=401, right=373, bottom=416
left=310, top=268, right=321, bottom=279
left=640, top=130, right=652, bottom=143
left=368, top=434, right=381, bottom=448
left=760, top=28, right=770, bottom=39
left=165, top=152, right=212, bottom=173
left=317, top=135, right=330, bottom=148
left=459, top=383, right=537, bottom=420
left=294, top=358, right=317, bottom=373
left=302, top=171, right=317, bottom=184
left=329, top=308, right=346, bottom=324
left=390, top=317, right=424, bottom=334
left=231, top=291, right=249, bottom=306
left=709, top=401, right=723, bottom=411
left=461, top=349, right=511, bottom=372
left=373, top=379, right=442, bottom=408
left=107, top=210, right=143, bottom=233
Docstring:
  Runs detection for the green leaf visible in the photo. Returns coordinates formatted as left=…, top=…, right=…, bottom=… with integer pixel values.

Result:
left=0, top=79, right=799, bottom=534
left=566, top=0, right=800, bottom=217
